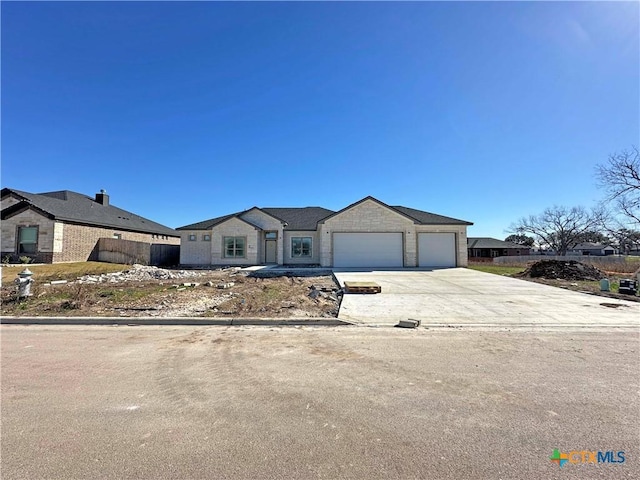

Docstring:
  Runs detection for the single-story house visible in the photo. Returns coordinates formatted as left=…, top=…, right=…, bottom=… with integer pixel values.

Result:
left=177, top=196, right=473, bottom=268
left=568, top=242, right=618, bottom=256
left=467, top=237, right=528, bottom=259
left=1, top=188, right=180, bottom=263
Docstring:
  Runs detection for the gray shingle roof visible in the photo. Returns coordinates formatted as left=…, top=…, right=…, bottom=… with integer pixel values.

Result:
left=262, top=207, right=335, bottom=230
left=178, top=198, right=473, bottom=231
left=177, top=207, right=335, bottom=231
left=467, top=237, right=524, bottom=249
left=391, top=206, right=473, bottom=226
left=175, top=212, right=241, bottom=231
left=1, top=188, right=178, bottom=237
left=572, top=243, right=614, bottom=250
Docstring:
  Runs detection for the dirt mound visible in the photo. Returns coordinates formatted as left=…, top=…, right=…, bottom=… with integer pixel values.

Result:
left=521, top=260, right=605, bottom=281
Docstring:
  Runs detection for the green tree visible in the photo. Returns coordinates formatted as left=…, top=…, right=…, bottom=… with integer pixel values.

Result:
left=575, top=230, right=611, bottom=245
left=504, top=234, right=535, bottom=247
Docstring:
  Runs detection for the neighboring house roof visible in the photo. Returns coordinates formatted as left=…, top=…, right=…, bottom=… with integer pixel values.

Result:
left=467, top=237, right=525, bottom=249
left=1, top=188, right=178, bottom=237
left=177, top=196, right=473, bottom=231
left=572, top=243, right=615, bottom=250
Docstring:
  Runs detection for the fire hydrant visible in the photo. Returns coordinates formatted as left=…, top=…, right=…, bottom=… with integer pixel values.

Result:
left=15, top=268, right=34, bottom=298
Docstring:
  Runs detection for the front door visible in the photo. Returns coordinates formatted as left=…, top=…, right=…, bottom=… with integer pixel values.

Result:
left=265, top=232, right=277, bottom=264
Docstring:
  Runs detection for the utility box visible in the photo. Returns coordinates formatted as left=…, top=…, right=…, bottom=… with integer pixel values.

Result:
left=618, top=279, right=638, bottom=296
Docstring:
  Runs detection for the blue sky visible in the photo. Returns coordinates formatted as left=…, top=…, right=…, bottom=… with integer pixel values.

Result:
left=2, top=1, right=638, bottom=237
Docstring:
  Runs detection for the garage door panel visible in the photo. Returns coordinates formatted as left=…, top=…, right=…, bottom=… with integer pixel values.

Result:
left=333, top=233, right=403, bottom=268
left=418, top=233, right=456, bottom=267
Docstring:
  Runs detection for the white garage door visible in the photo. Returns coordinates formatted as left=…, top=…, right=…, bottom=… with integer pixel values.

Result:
left=418, top=233, right=456, bottom=267
left=333, top=233, right=403, bottom=268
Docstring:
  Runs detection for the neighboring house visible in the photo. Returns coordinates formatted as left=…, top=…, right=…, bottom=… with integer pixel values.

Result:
left=568, top=242, right=618, bottom=256
left=467, top=237, right=527, bottom=259
left=177, top=196, right=472, bottom=268
left=1, top=188, right=179, bottom=263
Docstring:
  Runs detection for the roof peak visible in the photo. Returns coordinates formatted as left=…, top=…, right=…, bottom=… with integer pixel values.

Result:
left=1, top=187, right=177, bottom=236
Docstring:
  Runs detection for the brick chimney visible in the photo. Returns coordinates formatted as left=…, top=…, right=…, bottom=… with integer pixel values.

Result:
left=95, top=189, right=109, bottom=206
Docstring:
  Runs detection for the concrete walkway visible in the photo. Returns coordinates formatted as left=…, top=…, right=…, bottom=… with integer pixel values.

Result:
left=334, top=268, right=640, bottom=327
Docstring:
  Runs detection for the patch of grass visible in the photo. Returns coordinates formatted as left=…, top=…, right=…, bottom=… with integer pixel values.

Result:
left=467, top=264, right=524, bottom=276
left=260, top=284, right=285, bottom=301
left=1, top=262, right=129, bottom=284
left=1, top=282, right=167, bottom=316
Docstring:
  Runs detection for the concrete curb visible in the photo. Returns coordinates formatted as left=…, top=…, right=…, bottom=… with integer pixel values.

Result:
left=3, top=317, right=633, bottom=329
left=355, top=322, right=640, bottom=329
left=0, top=316, right=354, bottom=327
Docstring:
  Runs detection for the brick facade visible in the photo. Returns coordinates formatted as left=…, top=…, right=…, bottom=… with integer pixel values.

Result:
left=1, top=210, right=56, bottom=263
left=53, top=222, right=179, bottom=263
left=1, top=209, right=179, bottom=263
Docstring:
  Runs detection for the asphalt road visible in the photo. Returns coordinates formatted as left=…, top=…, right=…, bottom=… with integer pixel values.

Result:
left=1, top=325, right=638, bottom=479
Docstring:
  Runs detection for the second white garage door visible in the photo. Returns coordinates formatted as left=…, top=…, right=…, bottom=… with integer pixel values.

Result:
left=418, top=233, right=456, bottom=267
left=333, top=233, right=403, bottom=268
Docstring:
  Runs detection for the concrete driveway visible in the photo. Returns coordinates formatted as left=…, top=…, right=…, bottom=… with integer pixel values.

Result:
left=334, top=268, right=640, bottom=327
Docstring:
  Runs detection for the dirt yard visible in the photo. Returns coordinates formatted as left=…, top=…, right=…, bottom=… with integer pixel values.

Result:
left=517, top=260, right=640, bottom=302
left=471, top=259, right=640, bottom=303
left=1, top=264, right=341, bottom=318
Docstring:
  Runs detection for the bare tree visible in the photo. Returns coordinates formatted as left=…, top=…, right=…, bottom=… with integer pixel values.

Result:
left=596, top=146, right=640, bottom=226
left=610, top=228, right=640, bottom=254
left=509, top=205, right=605, bottom=255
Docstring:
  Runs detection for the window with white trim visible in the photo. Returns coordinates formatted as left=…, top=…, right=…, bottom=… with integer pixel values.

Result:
left=224, top=237, right=246, bottom=258
left=291, top=237, right=312, bottom=257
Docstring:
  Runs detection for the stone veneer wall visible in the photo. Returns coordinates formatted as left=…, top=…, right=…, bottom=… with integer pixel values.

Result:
left=318, top=199, right=468, bottom=267
left=319, top=199, right=416, bottom=267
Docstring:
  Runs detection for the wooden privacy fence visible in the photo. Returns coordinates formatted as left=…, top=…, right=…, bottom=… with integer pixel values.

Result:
left=96, top=238, right=179, bottom=266
left=150, top=243, right=180, bottom=266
